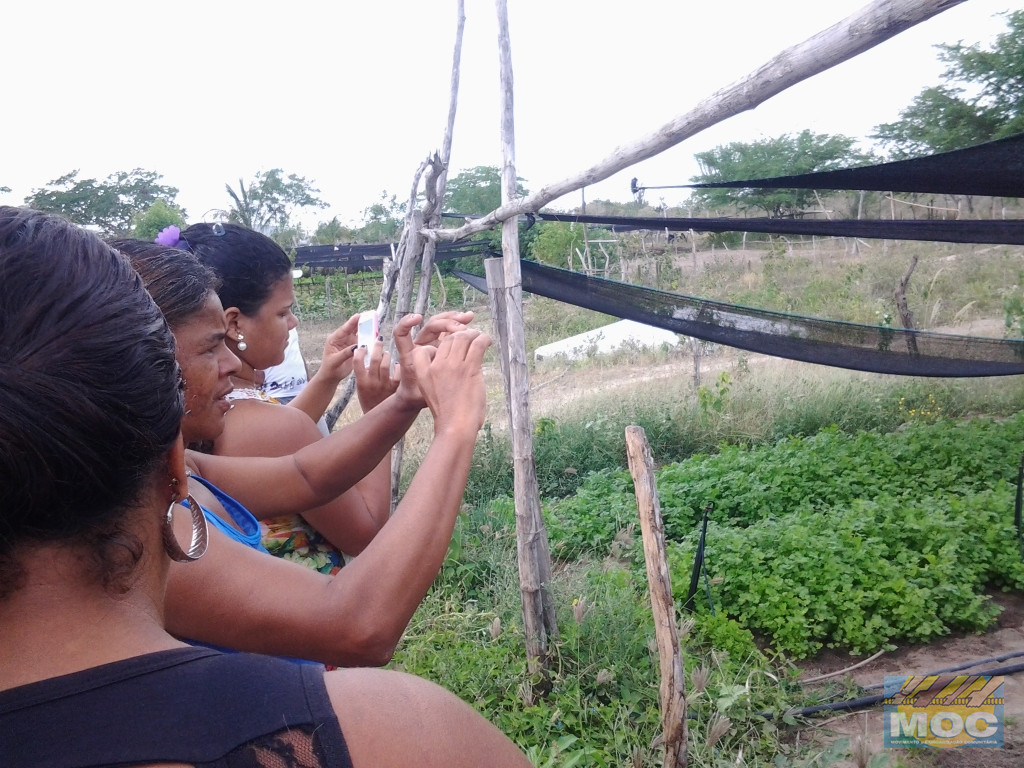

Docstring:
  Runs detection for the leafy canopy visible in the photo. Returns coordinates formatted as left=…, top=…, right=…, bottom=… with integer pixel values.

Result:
left=530, top=221, right=615, bottom=268
left=313, top=216, right=354, bottom=245
left=442, top=165, right=525, bottom=217
left=440, top=166, right=533, bottom=271
left=873, top=10, right=1024, bottom=156
left=25, top=169, right=179, bottom=236
left=224, top=168, right=327, bottom=232
left=690, top=131, right=868, bottom=217
left=132, top=199, right=187, bottom=241
left=351, top=190, right=406, bottom=244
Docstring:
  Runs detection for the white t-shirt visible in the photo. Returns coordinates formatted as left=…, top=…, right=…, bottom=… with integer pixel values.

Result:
left=263, top=329, right=308, bottom=400
left=261, top=328, right=329, bottom=436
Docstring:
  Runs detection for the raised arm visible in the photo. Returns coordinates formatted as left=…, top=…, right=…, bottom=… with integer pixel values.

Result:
left=166, top=329, right=491, bottom=666
left=198, top=315, right=419, bottom=553
left=191, top=309, right=483, bottom=528
left=190, top=390, right=416, bottom=553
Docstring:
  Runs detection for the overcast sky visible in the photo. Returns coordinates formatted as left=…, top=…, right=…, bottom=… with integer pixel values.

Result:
left=1, top=1, right=1013, bottom=229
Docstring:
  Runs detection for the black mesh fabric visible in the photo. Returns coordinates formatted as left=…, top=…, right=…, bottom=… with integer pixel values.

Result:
left=684, top=131, right=1024, bottom=198
left=216, top=726, right=327, bottom=768
left=532, top=212, right=1024, bottom=246
left=292, top=240, right=482, bottom=272
left=456, top=261, right=1024, bottom=377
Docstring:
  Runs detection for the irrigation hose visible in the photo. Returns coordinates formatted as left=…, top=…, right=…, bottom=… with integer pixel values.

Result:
left=798, top=648, right=1024, bottom=709
left=859, top=648, right=1024, bottom=691
left=763, top=660, right=1024, bottom=720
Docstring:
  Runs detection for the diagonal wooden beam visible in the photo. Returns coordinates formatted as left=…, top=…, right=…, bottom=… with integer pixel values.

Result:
left=425, top=0, right=965, bottom=243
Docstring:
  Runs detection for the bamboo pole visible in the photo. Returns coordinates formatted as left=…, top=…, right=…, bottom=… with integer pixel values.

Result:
left=423, top=0, right=964, bottom=243
left=493, top=0, right=557, bottom=673
left=626, top=425, right=687, bottom=768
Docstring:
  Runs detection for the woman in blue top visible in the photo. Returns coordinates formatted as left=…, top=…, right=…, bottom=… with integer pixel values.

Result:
left=112, top=240, right=492, bottom=668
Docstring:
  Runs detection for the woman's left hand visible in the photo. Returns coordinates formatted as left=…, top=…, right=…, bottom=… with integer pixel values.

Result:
left=353, top=340, right=399, bottom=411
left=318, top=313, right=362, bottom=384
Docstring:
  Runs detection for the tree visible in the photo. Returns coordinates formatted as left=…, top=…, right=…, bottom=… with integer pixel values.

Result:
left=132, top=199, right=187, bottom=241
left=872, top=87, right=1001, bottom=158
left=530, top=221, right=615, bottom=270
left=268, top=223, right=309, bottom=251
left=25, top=169, right=179, bottom=235
left=351, top=191, right=406, bottom=244
left=441, top=166, right=532, bottom=269
left=873, top=10, right=1024, bottom=156
left=690, top=131, right=869, bottom=217
left=224, top=169, right=328, bottom=232
left=313, top=217, right=354, bottom=245
left=443, top=165, right=524, bottom=217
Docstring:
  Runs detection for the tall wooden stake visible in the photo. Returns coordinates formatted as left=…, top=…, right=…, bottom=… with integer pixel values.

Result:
left=493, top=0, right=557, bottom=673
left=626, top=425, right=687, bottom=767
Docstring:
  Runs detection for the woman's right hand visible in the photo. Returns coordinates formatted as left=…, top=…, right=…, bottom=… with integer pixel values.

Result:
left=409, top=329, right=491, bottom=436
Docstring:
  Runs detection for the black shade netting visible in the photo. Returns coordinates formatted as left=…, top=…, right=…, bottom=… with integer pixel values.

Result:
left=456, top=260, right=1024, bottom=377
left=683, top=132, right=1024, bottom=199
left=531, top=212, right=1024, bottom=246
left=292, top=240, right=484, bottom=271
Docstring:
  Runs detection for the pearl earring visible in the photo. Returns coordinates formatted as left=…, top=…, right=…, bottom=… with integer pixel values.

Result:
left=237, top=333, right=247, bottom=351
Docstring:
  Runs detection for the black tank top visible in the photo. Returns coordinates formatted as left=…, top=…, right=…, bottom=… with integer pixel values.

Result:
left=0, top=647, right=354, bottom=768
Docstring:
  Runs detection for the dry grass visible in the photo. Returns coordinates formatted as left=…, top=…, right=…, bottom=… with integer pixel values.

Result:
left=292, top=236, right=1023, bottom=465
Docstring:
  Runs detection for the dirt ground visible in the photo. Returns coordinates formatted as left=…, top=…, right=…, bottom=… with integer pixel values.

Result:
left=794, top=590, right=1024, bottom=767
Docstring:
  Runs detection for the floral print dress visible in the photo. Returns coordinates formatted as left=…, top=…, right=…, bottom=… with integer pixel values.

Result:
left=225, top=386, right=345, bottom=575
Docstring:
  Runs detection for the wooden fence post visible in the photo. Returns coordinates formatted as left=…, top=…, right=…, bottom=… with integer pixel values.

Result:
left=626, top=425, right=687, bottom=767
left=494, top=0, right=557, bottom=674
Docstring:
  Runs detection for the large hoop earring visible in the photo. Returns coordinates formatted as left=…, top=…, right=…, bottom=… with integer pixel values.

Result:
left=163, top=494, right=209, bottom=562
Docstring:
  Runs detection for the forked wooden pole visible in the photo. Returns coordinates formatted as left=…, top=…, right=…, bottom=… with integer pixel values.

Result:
left=414, top=0, right=466, bottom=316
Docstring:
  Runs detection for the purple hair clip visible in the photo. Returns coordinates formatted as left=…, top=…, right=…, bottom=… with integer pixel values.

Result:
left=155, top=225, right=182, bottom=248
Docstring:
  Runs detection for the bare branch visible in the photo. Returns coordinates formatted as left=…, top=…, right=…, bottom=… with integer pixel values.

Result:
left=424, top=0, right=965, bottom=243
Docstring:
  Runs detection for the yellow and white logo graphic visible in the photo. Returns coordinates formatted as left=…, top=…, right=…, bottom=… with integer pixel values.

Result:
left=883, top=674, right=1003, bottom=748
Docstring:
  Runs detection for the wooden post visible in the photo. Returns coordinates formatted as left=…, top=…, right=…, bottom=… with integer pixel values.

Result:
left=895, top=254, right=919, bottom=355
left=494, top=0, right=557, bottom=674
left=626, top=426, right=687, bottom=768
left=484, top=258, right=511, bottom=405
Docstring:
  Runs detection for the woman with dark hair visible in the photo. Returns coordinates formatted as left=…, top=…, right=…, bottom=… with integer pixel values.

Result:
left=0, top=206, right=530, bottom=767
left=169, top=222, right=473, bottom=570
left=108, top=238, right=481, bottom=667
